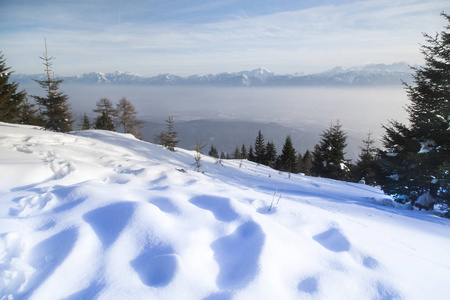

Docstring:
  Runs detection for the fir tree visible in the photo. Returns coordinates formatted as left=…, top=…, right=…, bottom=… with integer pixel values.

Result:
left=0, top=52, right=27, bottom=123
left=264, top=141, right=277, bottom=168
left=278, top=135, right=297, bottom=173
left=300, top=150, right=313, bottom=175
left=354, top=131, right=378, bottom=185
left=93, top=97, right=116, bottom=131
left=80, top=113, right=91, bottom=130
left=32, top=40, right=74, bottom=132
left=115, top=97, right=144, bottom=139
left=254, top=130, right=266, bottom=164
left=312, top=120, right=350, bottom=180
left=379, top=13, right=450, bottom=206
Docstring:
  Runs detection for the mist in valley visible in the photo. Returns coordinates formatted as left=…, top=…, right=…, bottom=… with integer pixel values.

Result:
left=24, top=84, right=409, bottom=160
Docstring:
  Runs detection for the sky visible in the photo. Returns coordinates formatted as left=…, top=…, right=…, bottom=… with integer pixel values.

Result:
left=0, top=0, right=448, bottom=76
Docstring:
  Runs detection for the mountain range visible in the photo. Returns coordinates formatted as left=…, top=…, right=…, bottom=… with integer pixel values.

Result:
left=12, top=62, right=415, bottom=87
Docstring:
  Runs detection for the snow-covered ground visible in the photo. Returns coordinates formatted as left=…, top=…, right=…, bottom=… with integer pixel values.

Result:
left=1, top=122, right=449, bottom=300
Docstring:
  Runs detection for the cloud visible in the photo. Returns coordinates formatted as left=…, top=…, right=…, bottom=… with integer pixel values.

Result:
left=0, top=0, right=447, bottom=75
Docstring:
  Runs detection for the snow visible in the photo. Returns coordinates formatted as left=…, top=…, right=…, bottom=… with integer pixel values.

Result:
left=1, top=122, right=450, bottom=300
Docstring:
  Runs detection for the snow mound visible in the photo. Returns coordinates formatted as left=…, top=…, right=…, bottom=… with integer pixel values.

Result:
left=1, top=122, right=450, bottom=300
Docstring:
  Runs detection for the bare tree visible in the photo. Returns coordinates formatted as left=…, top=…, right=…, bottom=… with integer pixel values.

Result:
left=115, top=97, right=144, bottom=139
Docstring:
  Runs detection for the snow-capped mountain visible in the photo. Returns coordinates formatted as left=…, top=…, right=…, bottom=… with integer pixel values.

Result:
left=12, top=62, right=414, bottom=86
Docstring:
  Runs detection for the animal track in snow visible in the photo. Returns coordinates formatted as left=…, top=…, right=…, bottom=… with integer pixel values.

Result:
left=189, top=195, right=239, bottom=222
left=210, top=221, right=265, bottom=290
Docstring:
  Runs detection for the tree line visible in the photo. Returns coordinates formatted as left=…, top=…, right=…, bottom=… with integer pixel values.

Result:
left=0, top=13, right=448, bottom=212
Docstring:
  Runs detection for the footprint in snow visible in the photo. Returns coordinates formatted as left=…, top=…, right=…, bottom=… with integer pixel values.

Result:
left=83, top=202, right=135, bottom=248
left=189, top=195, right=239, bottom=222
left=130, top=244, right=179, bottom=287
left=150, top=197, right=180, bottom=214
left=297, top=276, right=319, bottom=294
left=313, top=227, right=351, bottom=252
left=19, top=228, right=78, bottom=298
left=210, top=221, right=265, bottom=290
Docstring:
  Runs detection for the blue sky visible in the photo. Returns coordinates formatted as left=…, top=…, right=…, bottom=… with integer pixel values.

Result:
left=0, top=0, right=448, bottom=76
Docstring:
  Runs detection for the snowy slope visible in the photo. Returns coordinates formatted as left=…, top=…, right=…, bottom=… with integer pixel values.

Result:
left=1, top=122, right=449, bottom=300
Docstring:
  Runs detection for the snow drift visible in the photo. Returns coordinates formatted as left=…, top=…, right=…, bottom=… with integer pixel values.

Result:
left=0, top=122, right=449, bottom=300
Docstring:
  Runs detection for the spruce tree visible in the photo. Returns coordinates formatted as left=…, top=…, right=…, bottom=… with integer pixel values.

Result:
left=300, top=150, right=313, bottom=175
left=354, top=131, right=378, bottom=185
left=379, top=13, right=450, bottom=206
left=18, top=98, right=45, bottom=126
left=163, top=116, right=179, bottom=151
left=208, top=144, right=219, bottom=158
left=93, top=97, right=116, bottom=131
left=312, top=120, right=349, bottom=180
left=32, top=40, right=74, bottom=132
left=233, top=146, right=241, bottom=159
left=241, top=144, right=248, bottom=160
left=248, top=145, right=255, bottom=162
left=0, top=52, right=27, bottom=123
left=254, top=130, right=266, bottom=164
left=80, top=113, right=91, bottom=130
left=115, top=97, right=144, bottom=139
left=278, top=135, right=297, bottom=173
left=264, top=141, right=277, bottom=168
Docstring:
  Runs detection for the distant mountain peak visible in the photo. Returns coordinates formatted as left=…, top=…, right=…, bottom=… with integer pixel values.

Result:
left=12, top=62, right=414, bottom=86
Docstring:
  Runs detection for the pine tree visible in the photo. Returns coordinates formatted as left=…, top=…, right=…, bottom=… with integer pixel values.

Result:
left=354, top=131, right=378, bottom=185
left=312, top=120, right=350, bottom=180
left=163, top=116, right=179, bottom=151
left=115, top=97, right=144, bottom=139
left=208, top=144, right=219, bottom=158
left=32, top=40, right=74, bottom=132
left=0, top=52, right=27, bottom=123
left=80, top=113, right=91, bottom=130
left=254, top=130, right=266, bottom=164
left=93, top=97, right=116, bottom=131
left=277, top=135, right=297, bottom=173
left=379, top=13, right=450, bottom=206
left=264, top=141, right=277, bottom=168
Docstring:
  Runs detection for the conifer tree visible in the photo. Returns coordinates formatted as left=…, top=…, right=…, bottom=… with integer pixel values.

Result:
left=354, top=131, right=378, bottom=185
left=277, top=135, right=297, bottom=173
left=379, top=13, right=450, bottom=206
left=163, top=116, right=179, bottom=151
left=312, top=120, right=349, bottom=180
left=264, top=141, right=277, bottom=168
left=115, top=97, right=144, bottom=139
left=254, top=130, right=266, bottom=164
left=241, top=144, right=248, bottom=160
left=0, top=52, right=27, bottom=123
left=248, top=145, right=255, bottom=162
left=208, top=144, right=219, bottom=158
left=93, top=97, right=116, bottom=130
left=32, top=40, right=74, bottom=132
left=300, top=150, right=313, bottom=175
left=80, top=113, right=91, bottom=130
left=18, top=98, right=45, bottom=126
left=233, top=146, right=241, bottom=159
